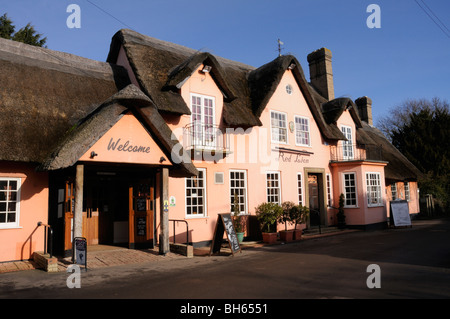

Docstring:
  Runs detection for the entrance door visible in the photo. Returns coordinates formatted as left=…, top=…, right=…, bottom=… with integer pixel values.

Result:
left=308, top=174, right=321, bottom=226
left=63, top=180, right=99, bottom=251
left=129, top=182, right=154, bottom=249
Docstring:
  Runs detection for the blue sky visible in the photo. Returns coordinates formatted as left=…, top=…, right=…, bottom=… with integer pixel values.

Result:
left=2, top=0, right=449, bottom=124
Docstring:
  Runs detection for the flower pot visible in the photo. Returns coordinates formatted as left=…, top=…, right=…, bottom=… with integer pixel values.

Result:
left=279, top=230, right=294, bottom=242
left=236, top=232, right=245, bottom=243
left=262, top=232, right=277, bottom=244
left=293, top=229, right=302, bottom=241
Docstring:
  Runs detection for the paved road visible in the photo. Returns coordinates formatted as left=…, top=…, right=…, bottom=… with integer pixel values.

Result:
left=1, top=218, right=449, bottom=302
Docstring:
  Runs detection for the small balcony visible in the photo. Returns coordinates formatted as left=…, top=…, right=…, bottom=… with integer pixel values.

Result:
left=330, top=143, right=383, bottom=162
left=183, top=123, right=230, bottom=157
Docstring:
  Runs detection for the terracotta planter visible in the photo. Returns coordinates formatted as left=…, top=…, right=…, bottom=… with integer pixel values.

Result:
left=262, top=232, right=278, bottom=244
left=280, top=230, right=294, bottom=242
left=293, top=229, right=302, bottom=241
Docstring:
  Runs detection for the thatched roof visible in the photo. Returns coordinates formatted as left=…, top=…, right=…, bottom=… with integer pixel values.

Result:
left=108, top=29, right=262, bottom=127
left=40, top=84, right=197, bottom=177
left=0, top=38, right=196, bottom=177
left=107, top=29, right=347, bottom=138
left=0, top=37, right=130, bottom=164
left=357, top=122, right=423, bottom=182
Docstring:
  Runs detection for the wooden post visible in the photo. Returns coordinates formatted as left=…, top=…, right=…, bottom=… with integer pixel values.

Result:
left=73, top=165, right=84, bottom=241
left=159, top=168, right=169, bottom=255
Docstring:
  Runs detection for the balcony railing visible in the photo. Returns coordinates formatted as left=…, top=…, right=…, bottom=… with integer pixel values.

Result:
left=183, top=123, right=230, bottom=153
left=330, top=143, right=383, bottom=162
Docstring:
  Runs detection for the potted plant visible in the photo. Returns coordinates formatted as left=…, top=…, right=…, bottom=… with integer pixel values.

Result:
left=337, top=193, right=346, bottom=229
left=232, top=193, right=245, bottom=243
left=290, top=204, right=309, bottom=240
left=279, top=201, right=296, bottom=242
left=255, top=202, right=282, bottom=244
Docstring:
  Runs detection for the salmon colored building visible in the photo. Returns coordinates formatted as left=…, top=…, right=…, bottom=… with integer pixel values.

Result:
left=0, top=30, right=422, bottom=263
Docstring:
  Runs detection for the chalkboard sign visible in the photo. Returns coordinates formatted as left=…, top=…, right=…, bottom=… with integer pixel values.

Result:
left=136, top=216, right=146, bottom=236
left=74, top=237, right=87, bottom=271
left=390, top=200, right=411, bottom=227
left=136, top=198, right=147, bottom=212
left=210, top=213, right=241, bottom=256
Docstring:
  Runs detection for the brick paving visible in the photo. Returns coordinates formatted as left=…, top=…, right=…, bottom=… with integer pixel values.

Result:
left=0, top=228, right=358, bottom=274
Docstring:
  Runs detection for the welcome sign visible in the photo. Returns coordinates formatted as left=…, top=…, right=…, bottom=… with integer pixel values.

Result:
left=79, top=113, right=171, bottom=166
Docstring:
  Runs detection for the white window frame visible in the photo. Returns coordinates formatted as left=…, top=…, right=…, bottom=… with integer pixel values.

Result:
left=343, top=172, right=357, bottom=208
left=229, top=170, right=248, bottom=215
left=297, top=173, right=303, bottom=205
left=185, top=168, right=207, bottom=218
left=391, top=183, right=397, bottom=200
left=326, top=173, right=332, bottom=207
left=294, top=115, right=311, bottom=147
left=366, top=172, right=382, bottom=207
left=341, top=125, right=354, bottom=160
left=190, top=93, right=216, bottom=149
left=270, top=110, right=288, bottom=144
left=404, top=182, right=410, bottom=201
left=266, top=171, right=281, bottom=204
left=0, top=177, right=21, bottom=229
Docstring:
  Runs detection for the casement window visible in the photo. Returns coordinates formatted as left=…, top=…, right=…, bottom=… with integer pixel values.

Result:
left=270, top=111, right=288, bottom=144
left=266, top=172, right=281, bottom=204
left=391, top=183, right=397, bottom=200
left=297, top=173, right=303, bottom=205
left=0, top=178, right=21, bottom=228
left=343, top=173, right=357, bottom=207
left=404, top=182, right=410, bottom=201
left=341, top=125, right=354, bottom=160
left=366, top=173, right=382, bottom=206
left=190, top=94, right=216, bottom=148
left=295, top=116, right=311, bottom=146
left=230, top=170, right=247, bottom=215
left=185, top=168, right=206, bottom=217
left=326, top=174, right=332, bottom=207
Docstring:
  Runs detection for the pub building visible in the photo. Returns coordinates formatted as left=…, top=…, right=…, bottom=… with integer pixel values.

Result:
left=0, top=30, right=422, bottom=263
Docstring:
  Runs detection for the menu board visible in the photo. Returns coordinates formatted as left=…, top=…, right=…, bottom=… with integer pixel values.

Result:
left=210, top=213, right=241, bottom=256
left=390, top=200, right=411, bottom=227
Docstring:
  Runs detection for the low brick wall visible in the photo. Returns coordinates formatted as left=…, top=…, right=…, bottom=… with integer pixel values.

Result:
left=33, top=252, right=58, bottom=272
left=170, top=243, right=193, bottom=258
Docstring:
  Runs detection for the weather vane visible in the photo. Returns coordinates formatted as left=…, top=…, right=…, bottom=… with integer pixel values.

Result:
left=277, top=39, right=284, bottom=57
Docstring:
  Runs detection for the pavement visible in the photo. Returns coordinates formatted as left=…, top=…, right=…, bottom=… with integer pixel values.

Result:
left=0, top=227, right=359, bottom=274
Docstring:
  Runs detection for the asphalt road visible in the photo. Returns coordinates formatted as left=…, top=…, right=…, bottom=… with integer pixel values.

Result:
left=1, top=218, right=449, bottom=303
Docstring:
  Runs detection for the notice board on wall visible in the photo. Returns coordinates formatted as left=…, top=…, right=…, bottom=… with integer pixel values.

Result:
left=210, top=213, right=241, bottom=256
left=390, top=200, right=411, bottom=227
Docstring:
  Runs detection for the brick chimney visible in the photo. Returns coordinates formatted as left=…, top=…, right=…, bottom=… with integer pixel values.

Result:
left=355, top=96, right=373, bottom=125
left=307, top=48, right=334, bottom=100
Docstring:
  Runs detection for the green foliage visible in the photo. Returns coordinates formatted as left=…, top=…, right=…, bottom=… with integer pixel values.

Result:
left=290, top=203, right=309, bottom=229
left=255, top=202, right=283, bottom=233
left=279, top=201, right=295, bottom=230
left=0, top=13, right=47, bottom=47
left=389, top=100, right=450, bottom=212
left=337, top=194, right=346, bottom=229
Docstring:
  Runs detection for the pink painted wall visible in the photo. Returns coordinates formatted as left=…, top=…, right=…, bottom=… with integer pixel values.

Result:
left=0, top=162, right=48, bottom=262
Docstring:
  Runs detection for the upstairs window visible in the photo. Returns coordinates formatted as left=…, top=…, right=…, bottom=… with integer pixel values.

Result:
left=295, top=116, right=311, bottom=146
left=404, top=182, right=410, bottom=201
left=270, top=111, right=288, bottom=144
left=0, top=178, right=21, bottom=228
left=190, top=94, right=216, bottom=149
left=341, top=125, right=354, bottom=160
